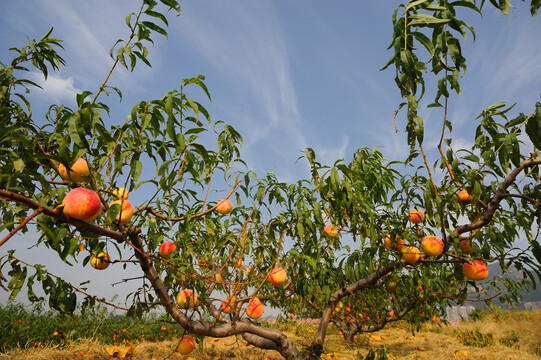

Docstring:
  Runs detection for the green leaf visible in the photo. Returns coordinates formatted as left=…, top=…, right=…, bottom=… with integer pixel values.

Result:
left=8, top=267, right=27, bottom=300
left=142, top=21, right=168, bottom=37
left=12, top=159, right=24, bottom=172
left=526, top=105, right=541, bottom=150
left=68, top=115, right=89, bottom=149
left=532, top=240, right=541, bottom=265
left=408, top=14, right=450, bottom=26
left=532, top=0, right=541, bottom=17
left=406, top=0, right=432, bottom=10
left=450, top=1, right=482, bottom=15
left=411, top=31, right=435, bottom=57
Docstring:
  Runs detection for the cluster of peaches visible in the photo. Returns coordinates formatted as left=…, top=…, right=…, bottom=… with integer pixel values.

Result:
left=56, top=158, right=290, bottom=353
left=382, top=190, right=488, bottom=282
left=320, top=190, right=487, bottom=283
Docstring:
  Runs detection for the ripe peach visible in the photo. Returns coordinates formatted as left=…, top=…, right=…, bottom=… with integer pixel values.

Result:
left=110, top=199, right=133, bottom=226
left=159, top=241, right=176, bottom=259
left=62, top=187, right=101, bottom=222
left=463, top=260, right=488, bottom=281
left=112, top=187, right=129, bottom=200
left=268, top=267, right=287, bottom=286
left=421, top=236, right=444, bottom=257
left=58, top=158, right=90, bottom=183
left=324, top=224, right=339, bottom=238
left=177, top=289, right=198, bottom=309
left=409, top=209, right=425, bottom=224
left=459, top=239, right=474, bottom=255
left=177, top=335, right=195, bottom=355
left=246, top=297, right=264, bottom=319
left=386, top=275, right=400, bottom=292
left=220, top=296, right=236, bottom=314
left=216, top=199, right=233, bottom=214
left=457, top=189, right=473, bottom=205
left=90, top=251, right=110, bottom=270
left=401, top=246, right=420, bottom=264
left=384, top=235, right=405, bottom=250
left=215, top=273, right=223, bottom=283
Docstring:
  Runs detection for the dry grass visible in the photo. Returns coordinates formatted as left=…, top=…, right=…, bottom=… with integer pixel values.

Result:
left=1, top=311, right=540, bottom=360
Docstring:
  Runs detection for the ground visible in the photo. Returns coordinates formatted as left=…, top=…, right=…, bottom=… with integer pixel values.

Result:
left=1, top=311, right=540, bottom=359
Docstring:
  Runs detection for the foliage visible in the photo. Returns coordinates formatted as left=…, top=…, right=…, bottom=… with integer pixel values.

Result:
left=357, top=346, right=388, bottom=360
left=0, top=303, right=182, bottom=353
left=1, top=1, right=541, bottom=359
left=456, top=328, right=494, bottom=347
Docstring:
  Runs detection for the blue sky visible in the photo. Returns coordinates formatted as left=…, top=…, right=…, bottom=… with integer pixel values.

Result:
left=1, top=1, right=540, bottom=308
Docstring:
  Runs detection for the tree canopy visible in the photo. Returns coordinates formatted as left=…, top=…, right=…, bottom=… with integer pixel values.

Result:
left=1, top=1, right=541, bottom=359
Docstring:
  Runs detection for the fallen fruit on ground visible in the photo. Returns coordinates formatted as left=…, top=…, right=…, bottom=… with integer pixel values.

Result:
left=409, top=209, right=425, bottom=224
left=62, top=187, right=101, bottom=222
left=58, top=158, right=90, bottom=183
left=216, top=199, right=233, bottom=214
left=401, top=246, right=420, bottom=264
left=90, top=251, right=110, bottom=270
left=463, top=259, right=488, bottom=281
left=323, top=224, right=339, bottom=238
left=246, top=297, right=264, bottom=319
left=110, top=199, right=134, bottom=226
left=159, top=241, right=177, bottom=259
left=177, top=289, right=198, bottom=309
left=421, top=235, right=444, bottom=257
left=457, top=189, right=473, bottom=205
left=268, top=267, right=287, bottom=286
left=177, top=335, right=195, bottom=355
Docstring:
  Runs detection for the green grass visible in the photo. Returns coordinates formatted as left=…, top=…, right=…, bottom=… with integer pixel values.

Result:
left=0, top=302, right=184, bottom=353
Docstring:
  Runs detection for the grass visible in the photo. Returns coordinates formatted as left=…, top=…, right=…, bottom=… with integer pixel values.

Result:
left=1, top=304, right=540, bottom=359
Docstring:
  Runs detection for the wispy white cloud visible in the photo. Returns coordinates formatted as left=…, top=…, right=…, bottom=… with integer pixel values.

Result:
left=28, top=72, right=81, bottom=103
left=172, top=1, right=311, bottom=180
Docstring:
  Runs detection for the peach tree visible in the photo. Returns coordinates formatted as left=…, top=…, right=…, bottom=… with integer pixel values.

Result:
left=1, top=1, right=541, bottom=359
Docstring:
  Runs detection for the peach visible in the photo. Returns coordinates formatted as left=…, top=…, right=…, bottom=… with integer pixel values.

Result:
left=386, top=275, right=400, bottom=291
left=463, top=260, right=488, bottom=281
left=220, top=296, right=236, bottom=314
left=401, top=246, right=420, bottom=264
left=58, top=158, right=90, bottom=183
left=421, top=236, right=444, bottom=257
left=384, top=235, right=405, bottom=250
left=459, top=239, right=474, bottom=255
left=216, top=199, right=233, bottom=214
left=409, top=209, right=425, bottom=224
left=112, top=187, right=129, bottom=200
left=324, top=224, right=339, bottom=238
left=268, top=267, right=287, bottom=286
left=177, top=289, right=198, bottom=309
left=62, top=187, right=101, bottom=222
left=215, top=272, right=223, bottom=283
left=110, top=199, right=133, bottom=226
left=246, top=297, right=264, bottom=319
left=457, top=189, right=473, bottom=205
left=177, top=335, right=195, bottom=355
left=90, top=251, right=110, bottom=270
left=159, top=241, right=176, bottom=259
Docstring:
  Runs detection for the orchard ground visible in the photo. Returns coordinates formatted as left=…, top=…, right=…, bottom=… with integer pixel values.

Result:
left=1, top=309, right=540, bottom=360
